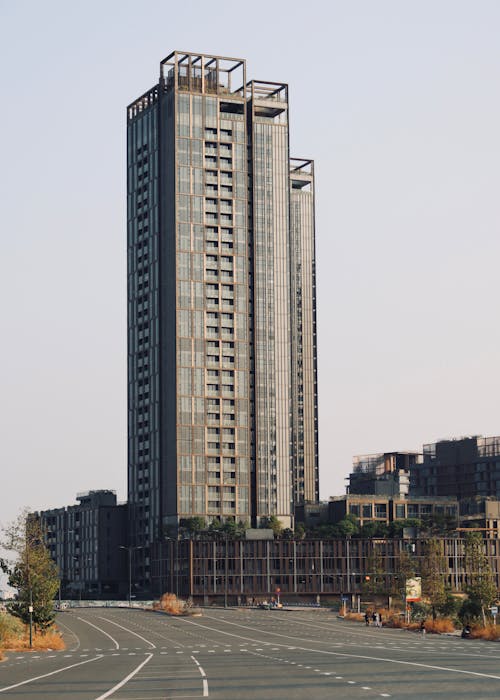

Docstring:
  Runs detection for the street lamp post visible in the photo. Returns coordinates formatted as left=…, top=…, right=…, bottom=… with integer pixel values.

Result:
left=119, top=546, right=142, bottom=606
left=224, top=534, right=228, bottom=609
left=346, top=536, right=351, bottom=612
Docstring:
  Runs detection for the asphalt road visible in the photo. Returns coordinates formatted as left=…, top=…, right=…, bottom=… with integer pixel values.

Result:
left=1, top=607, right=500, bottom=699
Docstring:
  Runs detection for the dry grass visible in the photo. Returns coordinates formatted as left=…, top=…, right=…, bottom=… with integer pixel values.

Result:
left=1, top=629, right=65, bottom=652
left=343, top=612, right=364, bottom=622
left=342, top=605, right=500, bottom=641
left=470, top=624, right=500, bottom=641
left=345, top=609, right=457, bottom=634
left=384, top=613, right=408, bottom=629
left=154, top=593, right=185, bottom=615
left=424, top=618, right=455, bottom=634
left=0, top=614, right=64, bottom=653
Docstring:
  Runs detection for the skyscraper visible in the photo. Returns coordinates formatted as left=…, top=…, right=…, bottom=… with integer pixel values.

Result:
left=127, top=51, right=318, bottom=587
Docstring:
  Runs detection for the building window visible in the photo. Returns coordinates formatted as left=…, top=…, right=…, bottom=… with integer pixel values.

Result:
left=395, top=504, right=406, bottom=519
left=362, top=504, right=372, bottom=519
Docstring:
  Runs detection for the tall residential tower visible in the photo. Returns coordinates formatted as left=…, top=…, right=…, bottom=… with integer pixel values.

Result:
left=127, top=52, right=318, bottom=588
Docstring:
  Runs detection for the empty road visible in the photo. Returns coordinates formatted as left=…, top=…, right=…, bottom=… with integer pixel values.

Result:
left=1, top=607, right=500, bottom=698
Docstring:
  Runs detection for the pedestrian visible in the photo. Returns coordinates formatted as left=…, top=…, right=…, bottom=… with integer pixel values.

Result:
left=420, top=620, right=426, bottom=635
left=377, top=612, right=382, bottom=627
left=364, top=612, right=370, bottom=626
left=372, top=611, right=377, bottom=625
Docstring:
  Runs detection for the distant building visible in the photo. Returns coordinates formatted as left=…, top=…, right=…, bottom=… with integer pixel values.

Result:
left=294, top=501, right=330, bottom=526
left=38, top=491, right=128, bottom=599
left=458, top=496, right=500, bottom=538
left=347, top=452, right=420, bottom=497
left=411, top=435, right=500, bottom=499
left=329, top=494, right=458, bottom=528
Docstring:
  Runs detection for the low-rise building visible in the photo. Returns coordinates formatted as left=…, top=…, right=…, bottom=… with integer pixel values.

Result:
left=458, top=496, right=500, bottom=538
left=150, top=535, right=500, bottom=605
left=38, top=491, right=128, bottom=599
left=329, top=494, right=458, bottom=528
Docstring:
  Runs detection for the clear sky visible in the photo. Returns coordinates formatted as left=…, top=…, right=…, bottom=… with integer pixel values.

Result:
left=1, top=0, right=499, bottom=533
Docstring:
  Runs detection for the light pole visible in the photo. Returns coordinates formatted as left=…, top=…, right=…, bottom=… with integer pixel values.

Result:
left=119, top=546, right=142, bottom=606
left=224, top=534, right=228, bottom=609
left=346, top=536, right=351, bottom=612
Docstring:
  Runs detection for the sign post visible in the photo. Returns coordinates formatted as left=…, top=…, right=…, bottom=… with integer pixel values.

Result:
left=490, top=605, right=498, bottom=626
left=405, top=577, right=422, bottom=625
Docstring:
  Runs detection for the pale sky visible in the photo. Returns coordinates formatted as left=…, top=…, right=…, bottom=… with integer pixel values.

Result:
left=1, top=0, right=499, bottom=535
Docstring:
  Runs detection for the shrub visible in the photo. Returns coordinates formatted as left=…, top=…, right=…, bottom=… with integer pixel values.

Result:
left=470, top=624, right=500, bottom=641
left=155, top=593, right=184, bottom=615
left=458, top=598, right=483, bottom=626
left=436, top=593, right=461, bottom=619
left=343, top=612, right=364, bottom=622
left=410, top=602, right=431, bottom=621
left=424, top=618, right=456, bottom=634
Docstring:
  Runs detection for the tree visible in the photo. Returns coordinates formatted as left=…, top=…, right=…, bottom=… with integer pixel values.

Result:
left=179, top=517, right=207, bottom=538
left=420, top=538, right=447, bottom=619
left=362, top=548, right=386, bottom=595
left=358, top=521, right=388, bottom=538
left=336, top=514, right=359, bottom=537
left=388, top=518, right=421, bottom=538
left=208, top=518, right=223, bottom=536
left=293, top=522, right=306, bottom=540
left=1, top=512, right=60, bottom=632
left=394, top=547, right=417, bottom=597
left=464, top=533, right=497, bottom=626
left=260, top=516, right=283, bottom=537
left=421, top=513, right=457, bottom=536
left=220, top=518, right=247, bottom=539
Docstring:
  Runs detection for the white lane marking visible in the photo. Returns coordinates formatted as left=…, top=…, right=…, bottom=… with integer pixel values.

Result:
left=0, top=655, right=102, bottom=693
left=97, top=617, right=156, bottom=649
left=191, top=656, right=209, bottom=697
left=178, top=615, right=500, bottom=681
left=94, top=653, right=153, bottom=700
left=77, top=617, right=120, bottom=650
left=55, top=616, right=82, bottom=651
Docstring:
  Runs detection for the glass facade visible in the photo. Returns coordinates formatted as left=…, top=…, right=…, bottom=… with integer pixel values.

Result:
left=290, top=159, right=319, bottom=504
left=127, top=53, right=318, bottom=589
